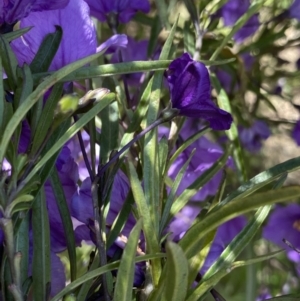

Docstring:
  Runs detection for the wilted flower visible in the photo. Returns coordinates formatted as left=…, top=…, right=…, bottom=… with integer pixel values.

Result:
left=216, top=0, right=259, bottom=43
left=166, top=53, right=233, bottom=130
left=84, top=0, right=150, bottom=24
left=0, top=0, right=69, bottom=33
left=239, top=120, right=271, bottom=152
left=292, top=120, right=300, bottom=146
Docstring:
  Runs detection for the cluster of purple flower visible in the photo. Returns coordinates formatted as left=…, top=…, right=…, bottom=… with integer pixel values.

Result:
left=2, top=0, right=300, bottom=300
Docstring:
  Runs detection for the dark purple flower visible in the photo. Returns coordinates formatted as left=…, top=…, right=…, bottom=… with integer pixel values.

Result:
left=167, top=53, right=233, bottom=130
left=84, top=0, right=150, bottom=24
left=292, top=120, right=300, bottom=146
left=217, top=0, right=259, bottom=43
left=263, top=204, right=300, bottom=251
left=0, top=0, right=69, bottom=30
left=239, top=120, right=271, bottom=152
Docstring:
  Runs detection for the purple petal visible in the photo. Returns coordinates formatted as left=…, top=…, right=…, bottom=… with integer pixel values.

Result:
left=292, top=120, right=300, bottom=146
left=263, top=204, right=300, bottom=250
left=11, top=0, right=97, bottom=70
left=97, top=34, right=128, bottom=54
left=0, top=0, right=69, bottom=25
left=167, top=53, right=233, bottom=130
left=85, top=0, right=150, bottom=23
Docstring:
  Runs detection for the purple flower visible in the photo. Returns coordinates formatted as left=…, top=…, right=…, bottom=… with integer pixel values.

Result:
left=166, top=202, right=246, bottom=272
left=84, top=0, right=150, bottom=24
left=0, top=0, right=69, bottom=31
left=167, top=119, right=233, bottom=204
left=71, top=171, right=146, bottom=285
left=263, top=204, right=300, bottom=252
left=167, top=53, right=233, bottom=130
left=217, top=0, right=259, bottom=43
left=11, top=0, right=96, bottom=70
left=256, top=290, right=272, bottom=301
left=239, top=120, right=271, bottom=152
left=292, top=120, right=300, bottom=146
left=111, top=37, right=158, bottom=86
left=11, top=0, right=127, bottom=71
left=288, top=0, right=300, bottom=20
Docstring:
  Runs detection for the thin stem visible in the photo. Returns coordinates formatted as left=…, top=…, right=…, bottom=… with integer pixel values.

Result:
left=74, top=115, right=95, bottom=181
left=91, top=179, right=111, bottom=301
left=98, top=110, right=178, bottom=177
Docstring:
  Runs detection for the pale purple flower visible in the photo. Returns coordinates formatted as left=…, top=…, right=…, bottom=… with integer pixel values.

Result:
left=168, top=119, right=233, bottom=203
left=263, top=204, right=300, bottom=252
left=167, top=53, right=233, bottom=130
left=292, top=120, right=300, bottom=146
left=11, top=0, right=127, bottom=71
left=217, top=0, right=259, bottom=42
left=288, top=0, right=300, bottom=20
left=111, top=37, right=158, bottom=86
left=239, top=120, right=271, bottom=152
left=0, top=0, right=69, bottom=32
left=166, top=202, right=246, bottom=273
left=84, top=0, right=150, bottom=24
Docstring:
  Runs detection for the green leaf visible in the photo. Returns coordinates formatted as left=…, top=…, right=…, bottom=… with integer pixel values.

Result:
left=167, top=126, right=210, bottom=169
left=21, top=93, right=115, bottom=187
left=201, top=205, right=272, bottom=282
left=143, top=13, right=178, bottom=237
left=107, top=192, right=134, bottom=249
left=113, top=219, right=143, bottom=301
left=160, top=148, right=195, bottom=234
left=212, top=156, right=300, bottom=212
left=170, top=144, right=232, bottom=221
left=100, top=101, right=119, bottom=164
left=0, top=45, right=117, bottom=164
left=4, top=26, right=33, bottom=42
left=32, top=59, right=236, bottom=83
left=126, top=160, right=161, bottom=284
left=50, top=253, right=166, bottom=301
left=30, top=83, right=64, bottom=154
left=32, top=188, right=51, bottom=301
left=30, top=26, right=62, bottom=73
left=49, top=168, right=77, bottom=282
left=0, top=35, right=18, bottom=89
left=179, top=186, right=300, bottom=259
left=15, top=214, right=29, bottom=287
left=194, top=250, right=285, bottom=301
left=210, top=0, right=264, bottom=60
left=162, top=241, right=189, bottom=301
left=211, top=74, right=246, bottom=182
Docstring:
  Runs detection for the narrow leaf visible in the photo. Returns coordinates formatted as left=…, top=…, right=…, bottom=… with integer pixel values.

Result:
left=49, top=168, right=77, bottom=282
left=32, top=188, right=51, bottom=301
left=162, top=241, right=189, bottom=301
left=113, top=219, right=143, bottom=301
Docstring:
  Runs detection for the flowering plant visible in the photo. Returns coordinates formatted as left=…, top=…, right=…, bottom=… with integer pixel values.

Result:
left=1, top=0, right=300, bottom=301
